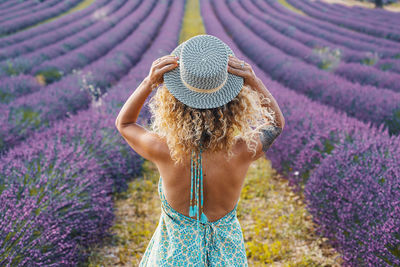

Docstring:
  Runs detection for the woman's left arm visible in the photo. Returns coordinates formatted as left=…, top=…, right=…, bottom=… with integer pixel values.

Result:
left=115, top=55, right=179, bottom=163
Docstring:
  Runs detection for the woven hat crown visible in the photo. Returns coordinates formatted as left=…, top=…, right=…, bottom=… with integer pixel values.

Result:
left=163, top=34, right=244, bottom=109
left=180, top=35, right=228, bottom=93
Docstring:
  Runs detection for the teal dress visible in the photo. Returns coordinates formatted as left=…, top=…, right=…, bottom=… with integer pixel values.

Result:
left=139, top=147, right=248, bottom=266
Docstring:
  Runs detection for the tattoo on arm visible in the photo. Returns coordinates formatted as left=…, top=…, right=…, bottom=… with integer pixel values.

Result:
left=260, top=125, right=282, bottom=152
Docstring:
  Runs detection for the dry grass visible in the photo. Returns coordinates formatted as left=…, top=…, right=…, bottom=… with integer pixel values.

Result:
left=179, top=0, right=206, bottom=43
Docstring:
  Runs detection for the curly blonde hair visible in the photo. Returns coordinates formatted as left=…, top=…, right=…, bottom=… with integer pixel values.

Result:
left=147, top=83, right=276, bottom=165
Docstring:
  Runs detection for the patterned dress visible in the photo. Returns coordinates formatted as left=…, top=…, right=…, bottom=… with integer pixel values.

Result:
left=138, top=175, right=248, bottom=266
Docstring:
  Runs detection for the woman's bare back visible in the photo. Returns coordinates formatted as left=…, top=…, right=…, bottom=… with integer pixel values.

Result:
left=154, top=137, right=261, bottom=222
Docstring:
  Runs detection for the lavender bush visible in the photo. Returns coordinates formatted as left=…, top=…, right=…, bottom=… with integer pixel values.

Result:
left=375, top=58, right=400, bottom=74
left=305, top=131, right=400, bottom=266
left=0, top=183, right=79, bottom=266
left=0, top=155, right=114, bottom=266
left=0, top=74, right=42, bottom=104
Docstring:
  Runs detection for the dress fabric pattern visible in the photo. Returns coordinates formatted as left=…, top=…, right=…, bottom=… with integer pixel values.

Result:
left=138, top=176, right=248, bottom=266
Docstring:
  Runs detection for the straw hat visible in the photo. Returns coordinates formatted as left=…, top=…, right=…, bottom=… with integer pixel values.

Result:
left=163, top=34, right=244, bottom=109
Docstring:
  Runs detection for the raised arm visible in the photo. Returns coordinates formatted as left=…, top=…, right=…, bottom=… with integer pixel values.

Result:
left=227, top=55, right=284, bottom=161
left=244, top=77, right=284, bottom=161
left=251, top=77, right=285, bottom=152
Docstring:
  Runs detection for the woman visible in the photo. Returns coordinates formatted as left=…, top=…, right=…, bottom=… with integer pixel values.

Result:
left=115, top=35, right=285, bottom=266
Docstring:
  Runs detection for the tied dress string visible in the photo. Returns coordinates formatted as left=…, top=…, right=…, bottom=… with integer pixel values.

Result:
left=190, top=144, right=211, bottom=264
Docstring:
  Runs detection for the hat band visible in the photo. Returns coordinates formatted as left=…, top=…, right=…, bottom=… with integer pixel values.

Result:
left=181, top=74, right=228, bottom=94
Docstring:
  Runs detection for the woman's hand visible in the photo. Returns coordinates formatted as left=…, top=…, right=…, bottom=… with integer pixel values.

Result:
left=146, top=55, right=179, bottom=89
left=227, top=55, right=258, bottom=88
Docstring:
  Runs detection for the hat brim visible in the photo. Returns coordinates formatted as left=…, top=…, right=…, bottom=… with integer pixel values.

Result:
left=163, top=39, right=244, bottom=109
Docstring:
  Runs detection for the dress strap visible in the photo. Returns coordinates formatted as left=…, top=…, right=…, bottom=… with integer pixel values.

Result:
left=190, top=146, right=209, bottom=265
left=189, top=146, right=208, bottom=222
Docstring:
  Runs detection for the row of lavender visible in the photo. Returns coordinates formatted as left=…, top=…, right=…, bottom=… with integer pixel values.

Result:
left=0, top=0, right=161, bottom=156
left=0, top=0, right=184, bottom=265
left=244, top=0, right=399, bottom=63
left=0, top=0, right=20, bottom=9
left=0, top=0, right=112, bottom=61
left=0, top=0, right=65, bottom=22
left=236, top=0, right=400, bottom=91
left=0, top=0, right=144, bottom=79
left=321, top=0, right=400, bottom=22
left=252, top=0, right=400, bottom=73
left=286, top=0, right=400, bottom=42
left=297, top=0, right=400, bottom=30
left=0, top=0, right=138, bottom=100
left=0, top=0, right=41, bottom=17
left=0, top=0, right=83, bottom=36
left=222, top=0, right=400, bottom=136
left=202, top=0, right=400, bottom=265
left=0, top=0, right=109, bottom=48
left=261, top=0, right=400, bottom=50
left=0, top=0, right=120, bottom=103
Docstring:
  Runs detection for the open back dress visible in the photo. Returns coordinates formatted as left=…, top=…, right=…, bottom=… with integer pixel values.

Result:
left=139, top=147, right=248, bottom=266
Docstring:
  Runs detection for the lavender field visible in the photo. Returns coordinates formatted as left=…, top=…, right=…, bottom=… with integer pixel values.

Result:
left=0, top=0, right=399, bottom=266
